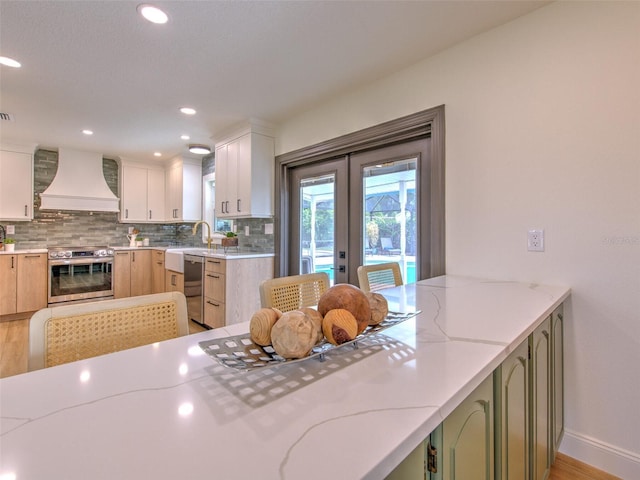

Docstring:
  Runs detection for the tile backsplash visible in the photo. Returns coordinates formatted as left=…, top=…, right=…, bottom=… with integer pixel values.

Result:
left=4, top=149, right=274, bottom=252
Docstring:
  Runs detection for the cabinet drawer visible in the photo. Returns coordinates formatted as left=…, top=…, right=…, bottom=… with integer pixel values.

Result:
left=205, top=258, right=225, bottom=274
left=205, top=271, right=225, bottom=301
left=204, top=298, right=225, bottom=329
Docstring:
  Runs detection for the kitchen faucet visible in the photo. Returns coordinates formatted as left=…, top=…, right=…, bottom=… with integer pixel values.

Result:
left=192, top=221, right=213, bottom=250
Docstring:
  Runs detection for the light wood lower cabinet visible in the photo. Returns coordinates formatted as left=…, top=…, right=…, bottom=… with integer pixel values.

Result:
left=114, top=250, right=152, bottom=299
left=204, top=258, right=225, bottom=329
left=386, top=305, right=564, bottom=480
left=0, top=253, right=47, bottom=315
left=0, top=255, right=18, bottom=315
left=203, top=256, right=273, bottom=329
left=151, top=249, right=165, bottom=293
left=165, top=269, right=184, bottom=293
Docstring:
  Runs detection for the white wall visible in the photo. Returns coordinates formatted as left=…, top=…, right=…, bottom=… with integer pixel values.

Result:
left=276, top=2, right=640, bottom=477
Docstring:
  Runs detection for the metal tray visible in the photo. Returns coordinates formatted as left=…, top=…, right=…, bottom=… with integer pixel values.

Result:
left=198, top=310, right=419, bottom=371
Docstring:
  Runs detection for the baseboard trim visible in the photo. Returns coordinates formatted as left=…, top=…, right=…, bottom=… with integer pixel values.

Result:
left=559, top=428, right=640, bottom=479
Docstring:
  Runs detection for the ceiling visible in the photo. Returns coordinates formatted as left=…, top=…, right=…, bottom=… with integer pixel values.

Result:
left=0, top=1, right=549, bottom=163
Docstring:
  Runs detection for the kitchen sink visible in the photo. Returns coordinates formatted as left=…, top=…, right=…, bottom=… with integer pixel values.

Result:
left=164, top=249, right=184, bottom=273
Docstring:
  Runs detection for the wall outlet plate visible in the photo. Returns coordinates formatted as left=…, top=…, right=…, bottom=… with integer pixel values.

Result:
left=6, top=225, right=15, bottom=235
left=528, top=229, right=544, bottom=252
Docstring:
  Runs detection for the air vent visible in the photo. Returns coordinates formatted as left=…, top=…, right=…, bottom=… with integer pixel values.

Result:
left=0, top=112, right=15, bottom=122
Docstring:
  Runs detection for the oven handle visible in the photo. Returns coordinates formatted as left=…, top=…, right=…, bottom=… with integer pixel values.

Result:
left=49, top=257, right=114, bottom=266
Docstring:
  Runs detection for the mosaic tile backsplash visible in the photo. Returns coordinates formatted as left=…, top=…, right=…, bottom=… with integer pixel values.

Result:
left=3, top=149, right=274, bottom=252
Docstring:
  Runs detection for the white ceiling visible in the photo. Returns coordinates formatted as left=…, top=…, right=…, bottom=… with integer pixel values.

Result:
left=0, top=0, right=548, bottom=163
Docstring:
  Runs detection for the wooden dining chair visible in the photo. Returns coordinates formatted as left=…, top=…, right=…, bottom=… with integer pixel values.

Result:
left=357, top=262, right=403, bottom=292
left=29, top=292, right=189, bottom=371
left=259, top=272, right=330, bottom=312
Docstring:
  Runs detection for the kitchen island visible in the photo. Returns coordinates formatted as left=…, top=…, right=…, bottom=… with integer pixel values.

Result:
left=0, top=275, right=569, bottom=479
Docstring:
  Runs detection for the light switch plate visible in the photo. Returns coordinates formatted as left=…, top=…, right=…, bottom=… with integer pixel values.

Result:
left=6, top=225, right=15, bottom=235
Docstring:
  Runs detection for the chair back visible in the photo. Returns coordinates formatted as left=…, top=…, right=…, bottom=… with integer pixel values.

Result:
left=357, top=262, right=403, bottom=292
left=29, top=292, right=189, bottom=371
left=260, top=272, right=330, bottom=312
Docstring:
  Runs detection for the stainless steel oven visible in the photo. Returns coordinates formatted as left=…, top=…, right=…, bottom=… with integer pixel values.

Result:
left=48, top=247, right=115, bottom=305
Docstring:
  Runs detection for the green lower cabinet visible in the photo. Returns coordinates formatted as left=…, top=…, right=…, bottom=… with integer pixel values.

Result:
left=385, top=441, right=426, bottom=480
left=385, top=304, right=563, bottom=480
left=531, top=317, right=551, bottom=480
left=551, top=305, right=564, bottom=462
left=495, top=313, right=557, bottom=480
left=434, top=374, right=495, bottom=480
left=386, top=375, right=494, bottom=480
left=495, top=339, right=530, bottom=480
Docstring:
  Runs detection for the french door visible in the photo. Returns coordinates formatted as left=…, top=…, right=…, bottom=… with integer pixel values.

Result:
left=287, top=138, right=429, bottom=286
left=276, top=105, right=446, bottom=284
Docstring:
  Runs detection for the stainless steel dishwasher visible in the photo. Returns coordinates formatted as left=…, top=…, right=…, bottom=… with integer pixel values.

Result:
left=183, top=254, right=204, bottom=326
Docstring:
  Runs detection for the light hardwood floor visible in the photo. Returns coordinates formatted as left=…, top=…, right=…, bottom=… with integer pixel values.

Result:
left=550, top=453, right=622, bottom=480
left=0, top=317, right=622, bottom=479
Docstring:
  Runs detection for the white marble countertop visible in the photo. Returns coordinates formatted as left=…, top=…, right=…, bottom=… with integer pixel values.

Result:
left=0, top=275, right=569, bottom=480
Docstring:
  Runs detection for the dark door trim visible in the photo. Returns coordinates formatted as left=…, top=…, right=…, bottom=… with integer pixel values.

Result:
left=275, top=105, right=445, bottom=278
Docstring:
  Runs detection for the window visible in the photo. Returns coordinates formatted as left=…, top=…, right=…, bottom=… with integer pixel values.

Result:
left=202, top=173, right=233, bottom=244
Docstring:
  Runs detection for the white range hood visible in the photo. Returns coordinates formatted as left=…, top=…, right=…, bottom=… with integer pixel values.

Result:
left=40, top=148, right=120, bottom=212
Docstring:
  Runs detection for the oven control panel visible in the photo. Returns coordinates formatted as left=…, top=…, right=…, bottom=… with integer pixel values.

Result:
left=48, top=248, right=114, bottom=259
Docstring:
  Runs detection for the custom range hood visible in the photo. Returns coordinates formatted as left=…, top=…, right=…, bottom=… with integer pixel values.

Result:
left=40, top=148, right=119, bottom=212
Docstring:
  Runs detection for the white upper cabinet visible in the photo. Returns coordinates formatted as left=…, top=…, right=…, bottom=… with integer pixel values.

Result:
left=215, top=122, right=274, bottom=219
left=166, top=156, right=202, bottom=222
left=0, top=144, right=35, bottom=221
left=120, top=161, right=166, bottom=222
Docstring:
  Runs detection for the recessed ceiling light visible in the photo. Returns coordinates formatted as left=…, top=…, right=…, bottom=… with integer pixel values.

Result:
left=180, top=107, right=196, bottom=115
left=0, top=56, right=21, bottom=68
left=154, top=152, right=162, bottom=157
left=137, top=4, right=168, bottom=24
left=188, top=144, right=211, bottom=155
left=181, top=134, right=190, bottom=140
left=82, top=129, right=93, bottom=135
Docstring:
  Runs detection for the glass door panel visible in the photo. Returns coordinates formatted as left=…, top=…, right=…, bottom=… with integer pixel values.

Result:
left=349, top=138, right=430, bottom=284
left=362, top=159, right=417, bottom=284
left=300, top=174, right=335, bottom=282
left=289, top=158, right=348, bottom=284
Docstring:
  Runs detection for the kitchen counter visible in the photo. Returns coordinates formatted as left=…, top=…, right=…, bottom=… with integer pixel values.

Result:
left=0, top=248, right=47, bottom=255
left=0, top=275, right=569, bottom=479
left=113, top=246, right=275, bottom=259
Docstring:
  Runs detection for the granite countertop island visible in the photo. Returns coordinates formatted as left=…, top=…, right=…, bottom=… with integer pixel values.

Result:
left=0, top=275, right=569, bottom=479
